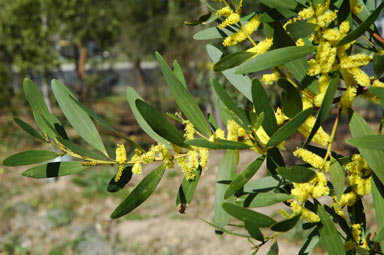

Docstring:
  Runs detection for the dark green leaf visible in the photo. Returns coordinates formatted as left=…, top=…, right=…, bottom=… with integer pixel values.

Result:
left=372, top=174, right=384, bottom=247
left=214, top=150, right=237, bottom=233
left=259, top=0, right=298, bottom=9
left=173, top=60, right=186, bottom=88
left=211, top=78, right=250, bottom=128
left=22, top=161, right=88, bottom=178
left=304, top=74, right=339, bottom=146
left=277, top=166, right=316, bottom=183
left=107, top=166, right=133, bottom=193
left=156, top=52, right=212, bottom=136
left=51, top=80, right=107, bottom=156
left=126, top=87, right=169, bottom=146
left=176, top=167, right=202, bottom=214
left=136, top=100, right=187, bottom=148
left=267, top=108, right=313, bottom=147
left=206, top=44, right=253, bottom=102
left=224, top=155, right=265, bottom=199
left=252, top=79, right=278, bottom=136
left=299, top=228, right=320, bottom=255
left=337, top=2, right=384, bottom=46
left=243, top=176, right=281, bottom=193
left=208, top=113, right=218, bottom=130
left=348, top=135, right=384, bottom=150
left=236, top=46, right=316, bottom=74
left=245, top=192, right=292, bottom=208
left=329, top=159, right=345, bottom=200
left=278, top=79, right=302, bottom=118
left=13, top=117, right=46, bottom=141
left=3, top=150, right=59, bottom=166
left=244, top=219, right=264, bottom=241
left=186, top=138, right=250, bottom=149
left=110, top=165, right=166, bottom=218
left=271, top=214, right=301, bottom=232
left=222, top=203, right=276, bottom=227
left=286, top=22, right=317, bottom=39
left=374, top=54, right=384, bottom=78
left=267, top=241, right=279, bottom=255
left=316, top=201, right=345, bottom=255
left=214, top=52, right=255, bottom=72
left=23, top=78, right=64, bottom=139
left=369, top=87, right=384, bottom=99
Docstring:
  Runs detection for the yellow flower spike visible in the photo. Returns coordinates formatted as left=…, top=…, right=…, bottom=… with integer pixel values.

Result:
left=278, top=209, right=291, bottom=219
left=339, top=192, right=358, bottom=207
left=291, top=183, right=313, bottom=202
left=339, top=86, right=357, bottom=113
left=132, top=162, right=143, bottom=175
left=340, top=54, right=372, bottom=69
left=217, top=6, right=233, bottom=17
left=316, top=10, right=338, bottom=28
left=298, top=6, right=315, bottom=19
left=339, top=21, right=350, bottom=34
left=352, top=224, right=362, bottom=242
left=350, top=0, right=363, bottom=15
left=219, top=12, right=240, bottom=29
left=293, top=148, right=330, bottom=171
left=373, top=80, right=384, bottom=87
left=199, top=147, right=209, bottom=169
left=116, top=144, right=127, bottom=164
left=290, top=200, right=320, bottom=223
left=247, top=38, right=273, bottom=55
left=295, top=38, right=305, bottom=46
left=348, top=67, right=371, bottom=86
left=275, top=107, right=289, bottom=126
left=322, top=28, right=342, bottom=43
left=183, top=120, right=196, bottom=140
left=261, top=70, right=281, bottom=85
left=315, top=0, right=330, bottom=16
left=255, top=126, right=270, bottom=146
left=298, top=116, right=331, bottom=147
left=222, top=15, right=261, bottom=47
left=227, top=120, right=240, bottom=141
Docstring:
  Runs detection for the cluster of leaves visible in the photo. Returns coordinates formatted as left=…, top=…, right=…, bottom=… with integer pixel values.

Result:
left=4, top=0, right=384, bottom=254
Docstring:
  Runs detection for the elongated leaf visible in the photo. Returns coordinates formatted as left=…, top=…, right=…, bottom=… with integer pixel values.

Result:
left=214, top=150, right=237, bottom=233
left=286, top=21, right=317, bottom=39
left=267, top=241, right=279, bottom=255
left=173, top=60, right=187, bottom=88
left=126, top=87, right=169, bottom=146
left=193, top=26, right=234, bottom=40
left=278, top=79, right=302, bottom=118
left=299, top=228, right=320, bottom=255
left=51, top=80, right=107, bottom=155
left=110, top=164, right=166, bottom=218
left=349, top=111, right=384, bottom=184
left=222, top=203, right=276, bottom=227
left=244, top=219, right=264, bottom=241
left=372, top=174, right=384, bottom=247
left=304, top=75, right=339, bottom=146
left=107, top=166, right=133, bottom=193
left=186, top=138, right=250, bottom=150
left=369, top=87, right=384, bottom=98
left=176, top=167, right=202, bottom=213
left=56, top=137, right=109, bottom=161
left=214, top=52, right=255, bottom=72
left=267, top=108, right=313, bottom=147
left=13, top=117, right=46, bottom=141
left=259, top=0, right=298, bottom=10
left=206, top=44, right=253, bottom=102
left=23, top=78, right=65, bottom=139
left=252, top=79, right=278, bottom=136
left=348, top=135, right=384, bottom=150
left=337, top=2, right=384, bottom=46
left=211, top=78, right=249, bottom=127
left=375, top=220, right=384, bottom=241
left=277, top=166, right=316, bottom=183
left=70, top=95, right=141, bottom=151
left=224, top=155, right=265, bottom=199
left=244, top=192, right=292, bottom=208
left=201, top=218, right=250, bottom=238
left=243, top=176, right=282, bottom=192
left=208, top=113, right=218, bottom=130
left=236, top=46, right=316, bottom=74
left=374, top=54, right=384, bottom=78
left=3, top=150, right=59, bottom=166
left=136, top=100, right=187, bottom=148
left=329, top=159, right=345, bottom=200
left=271, top=214, right=301, bottom=232
left=316, top=201, right=345, bottom=255
left=156, top=52, right=211, bottom=136
left=22, top=161, right=88, bottom=178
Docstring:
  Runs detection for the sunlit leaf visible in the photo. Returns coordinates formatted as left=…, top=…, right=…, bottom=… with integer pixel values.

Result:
left=3, top=150, right=59, bottom=166
left=22, top=161, right=88, bottom=178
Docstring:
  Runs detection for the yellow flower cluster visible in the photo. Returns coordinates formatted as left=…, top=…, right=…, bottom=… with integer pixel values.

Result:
left=261, top=70, right=281, bottom=85
left=247, top=38, right=274, bottom=56
left=293, top=148, right=330, bottom=171
left=290, top=200, right=320, bottom=222
left=298, top=115, right=331, bottom=147
left=345, top=154, right=371, bottom=196
left=223, top=15, right=261, bottom=46
left=291, top=172, right=329, bottom=202
left=115, top=144, right=127, bottom=182
left=275, top=107, right=289, bottom=126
